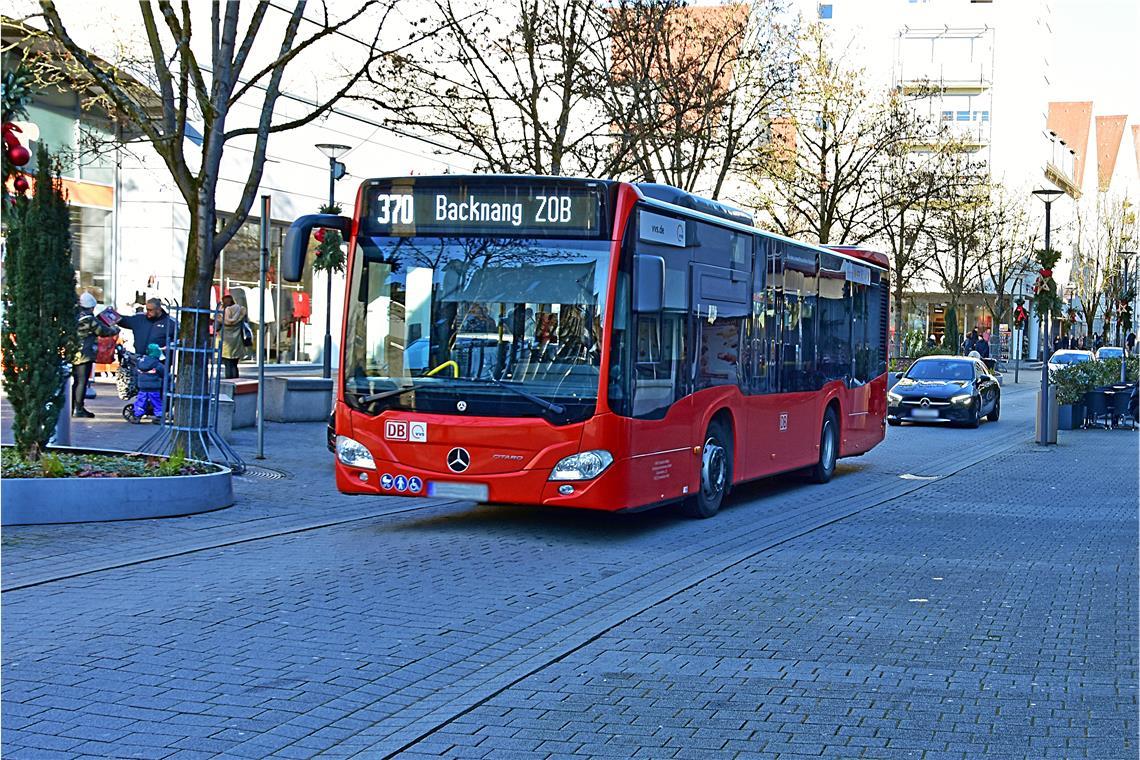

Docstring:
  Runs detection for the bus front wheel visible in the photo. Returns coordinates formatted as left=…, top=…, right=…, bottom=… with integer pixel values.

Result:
left=682, top=419, right=732, bottom=519
left=808, top=408, right=839, bottom=484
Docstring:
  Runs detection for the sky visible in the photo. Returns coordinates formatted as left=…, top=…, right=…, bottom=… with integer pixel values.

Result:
left=1048, top=0, right=1140, bottom=118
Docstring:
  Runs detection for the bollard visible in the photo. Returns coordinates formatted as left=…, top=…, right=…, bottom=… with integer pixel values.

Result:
left=51, top=369, right=71, bottom=447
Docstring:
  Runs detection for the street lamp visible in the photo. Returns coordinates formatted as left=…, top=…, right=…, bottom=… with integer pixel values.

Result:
left=315, top=143, right=350, bottom=379
left=1119, top=250, right=1136, bottom=383
left=1032, top=187, right=1063, bottom=445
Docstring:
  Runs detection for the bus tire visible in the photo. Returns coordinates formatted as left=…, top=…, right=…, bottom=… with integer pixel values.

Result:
left=809, top=408, right=839, bottom=484
left=682, top=419, right=731, bottom=519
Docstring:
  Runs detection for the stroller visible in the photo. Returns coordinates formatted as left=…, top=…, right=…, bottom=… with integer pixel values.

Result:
left=115, top=346, right=162, bottom=423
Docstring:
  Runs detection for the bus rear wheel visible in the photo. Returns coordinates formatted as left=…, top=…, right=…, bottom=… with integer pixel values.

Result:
left=808, top=408, right=839, bottom=484
left=682, top=419, right=731, bottom=519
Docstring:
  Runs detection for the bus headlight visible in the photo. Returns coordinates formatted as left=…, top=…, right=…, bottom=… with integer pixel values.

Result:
left=336, top=435, right=376, bottom=470
left=549, top=450, right=613, bottom=481
left=950, top=393, right=973, bottom=405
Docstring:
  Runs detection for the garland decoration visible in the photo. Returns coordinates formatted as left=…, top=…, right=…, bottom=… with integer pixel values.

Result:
left=1119, top=288, right=1135, bottom=334
left=311, top=203, right=345, bottom=273
left=1030, top=248, right=1064, bottom=319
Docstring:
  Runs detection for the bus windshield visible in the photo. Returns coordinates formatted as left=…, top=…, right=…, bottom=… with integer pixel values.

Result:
left=343, top=235, right=612, bottom=424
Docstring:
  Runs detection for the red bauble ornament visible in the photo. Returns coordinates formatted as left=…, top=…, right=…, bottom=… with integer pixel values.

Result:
left=314, top=228, right=326, bottom=243
left=12, top=175, right=28, bottom=193
left=1039, top=268, right=1052, bottom=278
left=7, top=144, right=30, bottom=167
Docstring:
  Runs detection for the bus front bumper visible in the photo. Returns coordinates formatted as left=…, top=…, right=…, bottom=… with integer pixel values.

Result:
left=334, top=458, right=632, bottom=511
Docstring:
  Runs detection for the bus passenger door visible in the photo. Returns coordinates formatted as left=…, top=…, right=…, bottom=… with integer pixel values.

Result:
left=626, top=311, right=693, bottom=506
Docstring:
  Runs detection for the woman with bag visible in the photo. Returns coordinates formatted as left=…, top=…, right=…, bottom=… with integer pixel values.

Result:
left=72, top=292, right=120, bottom=417
left=216, top=293, right=248, bottom=378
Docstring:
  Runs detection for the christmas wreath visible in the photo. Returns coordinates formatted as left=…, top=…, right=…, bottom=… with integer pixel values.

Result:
left=1030, top=248, right=1063, bottom=319
left=311, top=203, right=345, bottom=274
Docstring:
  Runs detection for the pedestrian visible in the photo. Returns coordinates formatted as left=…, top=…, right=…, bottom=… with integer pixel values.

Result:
left=1078, top=335, right=1087, bottom=351
left=1094, top=333, right=1105, bottom=350
left=975, top=333, right=990, bottom=359
left=72, top=292, right=119, bottom=418
left=1127, top=331, right=1136, bottom=355
left=1053, top=335, right=1064, bottom=353
left=963, top=329, right=978, bottom=356
left=215, top=293, right=247, bottom=378
left=131, top=343, right=166, bottom=423
left=118, top=298, right=176, bottom=354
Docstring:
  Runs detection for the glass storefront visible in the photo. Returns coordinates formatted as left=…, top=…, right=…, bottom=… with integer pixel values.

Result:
left=70, top=206, right=113, bottom=301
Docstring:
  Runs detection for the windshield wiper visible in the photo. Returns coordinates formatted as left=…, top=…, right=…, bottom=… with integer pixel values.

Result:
left=355, top=385, right=419, bottom=404
left=468, top=376, right=565, bottom=415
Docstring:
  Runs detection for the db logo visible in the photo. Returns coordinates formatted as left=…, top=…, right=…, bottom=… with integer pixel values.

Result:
left=385, top=420, right=408, bottom=440
left=778, top=413, right=788, bottom=431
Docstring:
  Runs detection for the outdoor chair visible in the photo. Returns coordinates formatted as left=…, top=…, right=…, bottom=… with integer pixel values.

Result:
left=1084, top=390, right=1111, bottom=429
left=1110, top=390, right=1135, bottom=430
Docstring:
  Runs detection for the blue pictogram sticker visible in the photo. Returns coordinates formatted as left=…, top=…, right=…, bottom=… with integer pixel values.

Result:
left=380, top=473, right=394, bottom=490
left=408, top=476, right=423, bottom=494
left=394, top=475, right=408, bottom=492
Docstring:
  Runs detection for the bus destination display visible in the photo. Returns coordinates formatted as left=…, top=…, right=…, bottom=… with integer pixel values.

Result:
left=366, top=182, right=603, bottom=237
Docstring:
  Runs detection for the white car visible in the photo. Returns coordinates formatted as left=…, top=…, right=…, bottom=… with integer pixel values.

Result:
left=1048, top=349, right=1094, bottom=373
left=1095, top=346, right=1124, bottom=361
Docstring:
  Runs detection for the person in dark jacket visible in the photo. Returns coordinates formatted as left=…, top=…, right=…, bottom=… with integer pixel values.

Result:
left=73, top=292, right=119, bottom=417
left=131, top=343, right=166, bottom=423
left=975, top=334, right=990, bottom=359
left=119, top=298, right=176, bottom=354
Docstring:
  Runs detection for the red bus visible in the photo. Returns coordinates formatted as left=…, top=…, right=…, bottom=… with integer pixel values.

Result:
left=284, top=176, right=889, bottom=517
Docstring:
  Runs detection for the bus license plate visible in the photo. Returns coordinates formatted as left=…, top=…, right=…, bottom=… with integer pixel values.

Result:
left=428, top=481, right=489, bottom=501
left=911, top=408, right=939, bottom=419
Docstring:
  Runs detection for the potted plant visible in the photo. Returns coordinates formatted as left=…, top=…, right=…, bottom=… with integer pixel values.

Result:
left=1053, top=363, right=1092, bottom=429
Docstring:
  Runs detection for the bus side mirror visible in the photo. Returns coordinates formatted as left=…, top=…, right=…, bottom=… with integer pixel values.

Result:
left=634, top=254, right=665, bottom=313
left=282, top=214, right=352, bottom=282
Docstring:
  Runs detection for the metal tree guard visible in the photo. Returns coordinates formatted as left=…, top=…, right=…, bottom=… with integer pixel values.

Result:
left=140, top=304, right=245, bottom=473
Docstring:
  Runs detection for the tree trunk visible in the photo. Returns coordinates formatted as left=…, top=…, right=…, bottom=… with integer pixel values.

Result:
left=170, top=199, right=219, bottom=458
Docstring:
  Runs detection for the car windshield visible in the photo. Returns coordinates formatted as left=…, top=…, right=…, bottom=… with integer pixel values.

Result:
left=905, top=360, right=973, bottom=381
left=343, top=235, right=612, bottom=424
left=1099, top=347, right=1123, bottom=358
left=1050, top=352, right=1091, bottom=365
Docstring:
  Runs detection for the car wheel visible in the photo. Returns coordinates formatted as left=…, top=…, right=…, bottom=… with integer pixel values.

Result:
left=682, top=419, right=731, bottom=519
left=967, top=400, right=981, bottom=428
left=809, top=408, right=839, bottom=484
left=987, top=396, right=1000, bottom=422
left=888, top=418, right=901, bottom=427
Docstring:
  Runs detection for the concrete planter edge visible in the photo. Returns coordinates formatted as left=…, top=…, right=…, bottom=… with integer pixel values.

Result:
left=1, top=446, right=234, bottom=526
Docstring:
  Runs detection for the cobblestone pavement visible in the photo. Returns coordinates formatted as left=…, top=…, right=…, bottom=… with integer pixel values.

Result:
left=2, top=380, right=1136, bottom=758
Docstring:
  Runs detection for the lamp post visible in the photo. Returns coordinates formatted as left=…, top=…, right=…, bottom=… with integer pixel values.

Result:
left=1119, top=250, right=1136, bottom=382
left=1033, top=187, right=1063, bottom=445
left=315, top=143, right=350, bottom=379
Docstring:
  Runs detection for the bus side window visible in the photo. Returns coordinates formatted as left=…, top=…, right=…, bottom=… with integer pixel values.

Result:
left=817, top=253, right=851, bottom=386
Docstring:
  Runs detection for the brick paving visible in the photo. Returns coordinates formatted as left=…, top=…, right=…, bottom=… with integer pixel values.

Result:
left=2, top=379, right=1136, bottom=758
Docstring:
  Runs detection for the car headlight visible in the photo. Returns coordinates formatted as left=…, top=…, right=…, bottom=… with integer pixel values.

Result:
left=950, top=393, right=973, bottom=405
left=549, top=450, right=613, bottom=481
left=336, top=435, right=376, bottom=469
left=887, top=391, right=902, bottom=404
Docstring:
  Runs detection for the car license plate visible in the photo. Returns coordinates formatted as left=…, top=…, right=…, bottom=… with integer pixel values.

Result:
left=428, top=481, right=489, bottom=501
left=911, top=408, right=939, bottom=419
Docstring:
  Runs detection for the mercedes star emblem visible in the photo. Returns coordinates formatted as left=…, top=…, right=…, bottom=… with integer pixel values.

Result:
left=447, top=447, right=471, bottom=473
left=920, top=398, right=931, bottom=407
left=457, top=400, right=468, bottom=412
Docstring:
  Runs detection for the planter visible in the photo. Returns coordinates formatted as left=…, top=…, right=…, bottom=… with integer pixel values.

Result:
left=1, top=447, right=233, bottom=526
left=1057, top=403, right=1084, bottom=430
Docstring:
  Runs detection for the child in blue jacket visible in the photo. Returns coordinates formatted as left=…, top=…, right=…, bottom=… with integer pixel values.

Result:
left=132, top=344, right=166, bottom=423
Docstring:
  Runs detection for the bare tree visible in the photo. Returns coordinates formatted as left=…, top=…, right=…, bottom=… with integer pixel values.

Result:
left=926, top=154, right=991, bottom=335
left=1080, top=193, right=1138, bottom=341
left=973, top=186, right=1034, bottom=336
left=368, top=0, right=626, bottom=177
left=37, top=0, right=401, bottom=451
left=608, top=0, right=797, bottom=198
left=751, top=23, right=911, bottom=245
left=873, top=105, right=968, bottom=356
